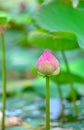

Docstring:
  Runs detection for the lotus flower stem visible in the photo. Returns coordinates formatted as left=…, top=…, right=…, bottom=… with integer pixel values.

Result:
left=57, top=76, right=65, bottom=123
left=36, top=50, right=60, bottom=129
left=1, top=32, right=7, bottom=130
left=46, top=76, right=50, bottom=130
left=62, top=51, right=78, bottom=118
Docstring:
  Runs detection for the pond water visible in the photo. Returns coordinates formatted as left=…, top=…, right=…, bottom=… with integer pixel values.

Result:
left=0, top=96, right=84, bottom=130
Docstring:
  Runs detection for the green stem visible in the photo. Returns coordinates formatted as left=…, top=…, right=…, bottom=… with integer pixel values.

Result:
left=62, top=51, right=78, bottom=118
left=46, top=76, right=50, bottom=130
left=1, top=33, right=7, bottom=130
left=57, top=76, right=65, bottom=123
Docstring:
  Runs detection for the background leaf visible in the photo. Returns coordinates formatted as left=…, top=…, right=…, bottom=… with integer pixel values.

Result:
left=34, top=0, right=84, bottom=48
left=28, top=31, right=79, bottom=50
left=51, top=71, right=84, bottom=84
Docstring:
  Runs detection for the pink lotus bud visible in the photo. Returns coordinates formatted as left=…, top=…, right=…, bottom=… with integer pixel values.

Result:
left=36, top=50, right=60, bottom=76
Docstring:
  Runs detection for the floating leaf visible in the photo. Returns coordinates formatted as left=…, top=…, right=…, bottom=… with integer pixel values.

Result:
left=28, top=31, right=79, bottom=50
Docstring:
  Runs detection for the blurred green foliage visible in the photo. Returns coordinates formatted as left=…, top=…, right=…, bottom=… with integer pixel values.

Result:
left=0, top=0, right=84, bottom=129
left=0, top=0, right=83, bottom=97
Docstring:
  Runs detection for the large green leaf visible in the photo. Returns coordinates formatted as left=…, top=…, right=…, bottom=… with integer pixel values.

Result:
left=34, top=1, right=84, bottom=48
left=28, top=31, right=79, bottom=50
left=51, top=71, right=84, bottom=84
